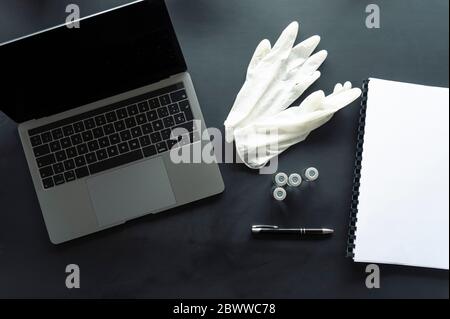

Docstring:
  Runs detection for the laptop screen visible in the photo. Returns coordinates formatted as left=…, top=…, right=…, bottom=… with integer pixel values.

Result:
left=0, top=0, right=186, bottom=123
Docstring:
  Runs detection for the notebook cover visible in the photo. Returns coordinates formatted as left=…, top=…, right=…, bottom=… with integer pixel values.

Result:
left=346, top=79, right=369, bottom=258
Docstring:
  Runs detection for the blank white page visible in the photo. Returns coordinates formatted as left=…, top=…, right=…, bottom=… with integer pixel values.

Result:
left=354, top=78, right=449, bottom=270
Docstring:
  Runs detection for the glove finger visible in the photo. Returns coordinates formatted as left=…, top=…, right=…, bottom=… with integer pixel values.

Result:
left=333, top=83, right=343, bottom=94
left=324, top=87, right=362, bottom=111
left=291, top=70, right=321, bottom=98
left=343, top=81, right=352, bottom=90
left=269, top=21, right=299, bottom=60
left=286, top=35, right=321, bottom=71
left=298, top=50, right=327, bottom=75
left=246, top=39, right=272, bottom=79
left=296, top=89, right=326, bottom=113
left=261, top=71, right=321, bottom=119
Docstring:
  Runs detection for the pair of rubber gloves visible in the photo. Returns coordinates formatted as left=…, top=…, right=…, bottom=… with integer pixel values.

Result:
left=224, top=22, right=362, bottom=169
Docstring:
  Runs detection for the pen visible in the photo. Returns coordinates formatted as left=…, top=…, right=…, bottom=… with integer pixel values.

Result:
left=251, top=225, right=334, bottom=236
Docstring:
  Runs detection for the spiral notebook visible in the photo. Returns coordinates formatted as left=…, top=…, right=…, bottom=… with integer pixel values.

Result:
left=347, top=78, right=449, bottom=270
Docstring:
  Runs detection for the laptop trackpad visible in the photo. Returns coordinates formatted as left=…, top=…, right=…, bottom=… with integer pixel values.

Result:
left=87, top=158, right=176, bottom=227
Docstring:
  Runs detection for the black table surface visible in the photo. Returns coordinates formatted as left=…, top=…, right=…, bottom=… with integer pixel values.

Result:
left=0, top=0, right=448, bottom=298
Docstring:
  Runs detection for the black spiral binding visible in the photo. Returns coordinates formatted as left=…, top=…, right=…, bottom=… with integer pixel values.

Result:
left=346, top=79, right=370, bottom=258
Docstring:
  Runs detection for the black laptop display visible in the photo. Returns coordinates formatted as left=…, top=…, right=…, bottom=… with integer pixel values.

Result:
left=0, top=0, right=186, bottom=123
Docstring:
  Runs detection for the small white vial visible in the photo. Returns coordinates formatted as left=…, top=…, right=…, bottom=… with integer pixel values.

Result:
left=288, top=173, right=302, bottom=187
left=274, top=172, right=288, bottom=187
left=272, top=187, right=287, bottom=201
left=304, top=167, right=319, bottom=181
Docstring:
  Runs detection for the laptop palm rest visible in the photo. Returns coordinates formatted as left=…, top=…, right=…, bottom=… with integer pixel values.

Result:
left=87, top=158, right=176, bottom=228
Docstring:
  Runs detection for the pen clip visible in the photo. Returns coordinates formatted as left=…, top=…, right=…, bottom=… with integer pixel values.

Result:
left=252, top=225, right=279, bottom=233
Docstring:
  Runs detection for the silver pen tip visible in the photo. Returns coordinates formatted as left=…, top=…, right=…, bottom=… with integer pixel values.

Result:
left=322, top=228, right=334, bottom=234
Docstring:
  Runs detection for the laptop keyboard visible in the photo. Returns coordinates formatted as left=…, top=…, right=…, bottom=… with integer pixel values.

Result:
left=28, top=83, right=200, bottom=189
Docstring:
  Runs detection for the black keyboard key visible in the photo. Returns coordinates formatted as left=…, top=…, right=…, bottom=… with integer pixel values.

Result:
left=116, top=108, right=128, bottom=119
left=159, top=94, right=171, bottom=106
left=179, top=100, right=194, bottom=121
left=49, top=140, right=61, bottom=152
left=179, top=100, right=191, bottom=112
left=125, top=117, right=137, bottom=128
left=163, top=116, right=175, bottom=128
left=139, top=135, right=151, bottom=147
left=138, top=101, right=150, bottom=113
left=71, top=133, right=83, bottom=145
left=63, top=125, right=74, bottom=137
left=88, top=140, right=100, bottom=152
left=120, top=129, right=132, bottom=141
left=82, top=130, right=94, bottom=142
left=114, top=120, right=126, bottom=132
left=96, top=149, right=108, bottom=160
left=52, top=128, right=63, bottom=140
left=156, top=141, right=168, bottom=153
left=73, top=121, right=85, bottom=133
left=75, top=166, right=89, bottom=179
left=118, top=142, right=130, bottom=154
left=98, top=137, right=110, bottom=148
left=64, top=159, right=75, bottom=170
left=127, top=104, right=139, bottom=116
left=33, top=144, right=50, bottom=157
left=53, top=163, right=64, bottom=174
left=128, top=139, right=140, bottom=150
left=131, top=127, right=142, bottom=138
left=109, top=133, right=120, bottom=145
left=148, top=98, right=160, bottom=109
left=89, top=149, right=143, bottom=174
left=77, top=143, right=89, bottom=155
left=143, top=145, right=157, bottom=157
left=174, top=113, right=186, bottom=125
left=54, top=174, right=65, bottom=186
left=84, top=118, right=95, bottom=130
left=136, top=114, right=147, bottom=125
left=66, top=147, right=77, bottom=158
left=55, top=150, right=67, bottom=162
left=39, top=165, right=54, bottom=179
left=64, top=170, right=76, bottom=182
left=30, top=134, right=42, bottom=147
left=75, top=156, right=86, bottom=167
left=95, top=115, right=106, bottom=126
left=146, top=110, right=158, bottom=122
left=142, top=123, right=153, bottom=135
left=42, top=177, right=54, bottom=189
left=107, top=145, right=119, bottom=157
left=152, top=120, right=164, bottom=131
left=168, top=103, right=179, bottom=115
left=103, top=123, right=115, bottom=135
left=105, top=111, right=117, bottom=123
left=60, top=137, right=72, bottom=149
left=170, top=89, right=187, bottom=102
left=92, top=127, right=104, bottom=138
left=157, top=107, right=169, bottom=118
left=150, top=132, right=162, bottom=144
left=41, top=132, right=52, bottom=143
left=161, top=129, right=171, bottom=141
left=85, top=152, right=97, bottom=164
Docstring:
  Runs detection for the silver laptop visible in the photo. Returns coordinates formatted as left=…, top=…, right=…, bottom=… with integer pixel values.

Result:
left=0, top=0, right=224, bottom=244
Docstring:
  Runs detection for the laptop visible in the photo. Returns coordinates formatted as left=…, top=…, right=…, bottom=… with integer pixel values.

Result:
left=0, top=0, right=224, bottom=244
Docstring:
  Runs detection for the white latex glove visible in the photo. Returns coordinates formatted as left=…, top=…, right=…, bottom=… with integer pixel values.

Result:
left=234, top=82, right=362, bottom=169
left=224, top=21, right=327, bottom=143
